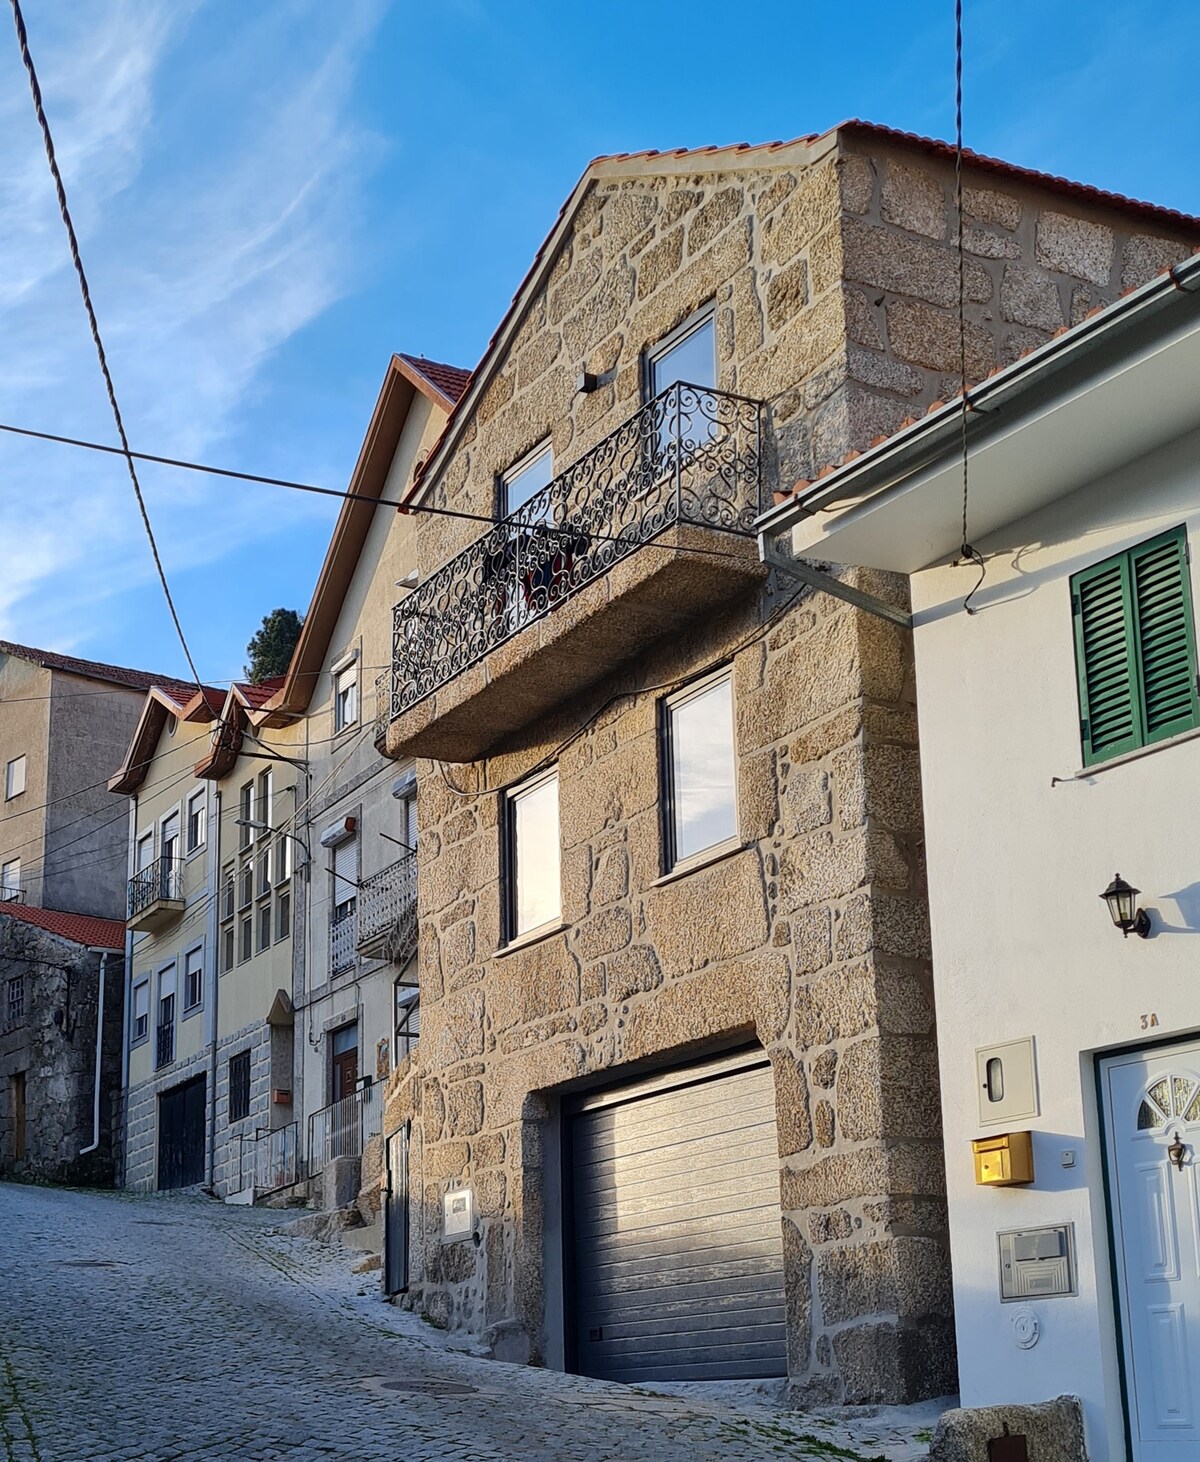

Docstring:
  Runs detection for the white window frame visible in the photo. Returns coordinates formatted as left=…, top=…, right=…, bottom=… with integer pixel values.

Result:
left=136, top=832, right=154, bottom=872
left=185, top=789, right=207, bottom=856
left=500, top=440, right=554, bottom=520
left=182, top=944, right=204, bottom=1015
left=131, top=981, right=150, bottom=1045
left=5, top=755, right=26, bottom=800
left=503, top=766, right=562, bottom=943
left=333, top=656, right=359, bottom=734
left=239, top=781, right=255, bottom=849
left=661, top=666, right=740, bottom=874
left=257, top=769, right=274, bottom=837
left=644, top=302, right=717, bottom=400
left=1, top=858, right=19, bottom=901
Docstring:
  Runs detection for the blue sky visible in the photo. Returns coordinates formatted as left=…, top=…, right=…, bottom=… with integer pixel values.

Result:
left=1, top=0, right=1196, bottom=683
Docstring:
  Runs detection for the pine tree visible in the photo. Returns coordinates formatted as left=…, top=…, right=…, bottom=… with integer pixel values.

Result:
left=244, top=608, right=303, bottom=683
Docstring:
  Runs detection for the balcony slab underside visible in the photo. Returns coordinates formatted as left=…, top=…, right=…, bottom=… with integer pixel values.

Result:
left=385, top=524, right=766, bottom=763
left=128, top=898, right=184, bottom=935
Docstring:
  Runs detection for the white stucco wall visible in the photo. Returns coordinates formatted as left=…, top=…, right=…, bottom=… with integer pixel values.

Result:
left=911, top=423, right=1200, bottom=1459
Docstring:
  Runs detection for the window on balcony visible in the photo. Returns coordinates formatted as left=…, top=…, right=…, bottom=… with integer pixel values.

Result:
left=662, top=668, right=738, bottom=870
left=183, top=946, right=203, bottom=1013
left=334, top=662, right=358, bottom=733
left=186, top=790, right=206, bottom=854
left=501, top=441, right=554, bottom=519
left=1, top=858, right=19, bottom=902
left=136, top=832, right=154, bottom=873
left=331, top=836, right=358, bottom=976
left=503, top=767, right=561, bottom=942
left=132, top=981, right=149, bottom=1045
left=156, top=967, right=176, bottom=1069
left=161, top=811, right=180, bottom=869
left=647, top=305, right=717, bottom=463
left=229, top=1050, right=251, bottom=1123
left=5, top=755, right=26, bottom=800
left=239, top=781, right=255, bottom=849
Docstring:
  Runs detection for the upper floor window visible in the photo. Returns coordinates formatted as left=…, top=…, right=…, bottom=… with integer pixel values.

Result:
left=661, top=668, right=738, bottom=870
left=503, top=767, right=561, bottom=942
left=183, top=946, right=204, bottom=1012
left=1, top=858, right=19, bottom=902
left=334, top=662, right=358, bottom=733
left=646, top=305, right=716, bottom=400
left=501, top=442, right=554, bottom=520
left=161, top=812, right=180, bottom=868
left=132, top=981, right=149, bottom=1045
left=239, top=781, right=255, bottom=848
left=186, top=790, right=206, bottom=855
left=1072, top=526, right=1200, bottom=767
left=136, top=831, right=154, bottom=872
left=257, top=769, right=274, bottom=832
left=5, top=755, right=26, bottom=800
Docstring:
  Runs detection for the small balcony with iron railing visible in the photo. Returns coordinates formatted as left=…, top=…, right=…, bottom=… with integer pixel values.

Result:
left=128, top=855, right=184, bottom=934
left=382, top=382, right=766, bottom=762
left=356, top=852, right=417, bottom=965
left=155, top=1019, right=175, bottom=1071
left=330, top=905, right=357, bottom=978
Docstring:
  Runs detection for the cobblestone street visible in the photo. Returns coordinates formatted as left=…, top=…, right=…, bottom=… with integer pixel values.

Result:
left=0, top=1183, right=943, bottom=1461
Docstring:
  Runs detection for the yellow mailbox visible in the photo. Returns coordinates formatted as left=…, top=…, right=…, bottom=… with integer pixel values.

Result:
left=972, top=1131, right=1034, bottom=1186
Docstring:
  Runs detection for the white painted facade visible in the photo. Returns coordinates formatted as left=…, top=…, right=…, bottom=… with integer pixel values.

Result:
left=765, top=267, right=1200, bottom=1459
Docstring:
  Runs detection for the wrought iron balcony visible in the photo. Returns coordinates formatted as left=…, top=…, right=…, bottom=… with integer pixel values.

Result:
left=384, top=382, right=766, bottom=761
left=330, top=905, right=357, bottom=978
left=356, top=852, right=417, bottom=965
left=128, top=855, right=184, bottom=933
left=155, top=1019, right=175, bottom=1071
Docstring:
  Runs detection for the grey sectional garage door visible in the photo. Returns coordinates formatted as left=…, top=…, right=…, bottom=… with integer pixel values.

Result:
left=568, top=1049, right=787, bottom=1382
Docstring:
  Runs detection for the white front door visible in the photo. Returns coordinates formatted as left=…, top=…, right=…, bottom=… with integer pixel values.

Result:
left=1103, top=1041, right=1200, bottom=1461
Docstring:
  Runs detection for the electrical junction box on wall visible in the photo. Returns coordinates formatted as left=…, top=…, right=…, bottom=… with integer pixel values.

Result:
left=976, top=1037, right=1039, bottom=1126
left=998, top=1224, right=1077, bottom=1301
left=442, top=1185, right=475, bottom=1245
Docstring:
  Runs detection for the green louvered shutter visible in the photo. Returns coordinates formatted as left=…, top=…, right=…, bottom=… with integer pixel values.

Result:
left=1073, top=555, right=1140, bottom=765
left=1072, top=526, right=1199, bottom=767
left=1130, top=527, right=1199, bottom=746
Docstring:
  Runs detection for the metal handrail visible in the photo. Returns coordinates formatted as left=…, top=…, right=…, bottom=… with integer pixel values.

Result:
left=238, top=1122, right=299, bottom=1197
left=387, top=381, right=763, bottom=722
left=357, top=852, right=417, bottom=965
left=128, top=855, right=183, bottom=918
left=307, top=1086, right=381, bottom=1174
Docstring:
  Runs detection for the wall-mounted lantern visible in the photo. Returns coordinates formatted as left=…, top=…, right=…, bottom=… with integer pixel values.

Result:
left=1100, top=874, right=1151, bottom=939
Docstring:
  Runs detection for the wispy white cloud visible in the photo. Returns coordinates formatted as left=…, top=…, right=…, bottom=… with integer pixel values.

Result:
left=0, top=0, right=387, bottom=658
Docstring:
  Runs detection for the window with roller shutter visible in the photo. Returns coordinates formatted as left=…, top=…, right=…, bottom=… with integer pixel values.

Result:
left=1072, top=525, right=1200, bottom=766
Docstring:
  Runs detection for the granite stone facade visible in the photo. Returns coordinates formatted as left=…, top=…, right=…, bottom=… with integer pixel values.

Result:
left=0, top=918, right=124, bottom=1185
left=380, top=130, right=1198, bottom=1403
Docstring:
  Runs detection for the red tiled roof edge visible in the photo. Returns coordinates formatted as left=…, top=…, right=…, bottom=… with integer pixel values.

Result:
left=396, top=354, right=473, bottom=407
left=0, top=639, right=196, bottom=696
left=0, top=903, right=125, bottom=951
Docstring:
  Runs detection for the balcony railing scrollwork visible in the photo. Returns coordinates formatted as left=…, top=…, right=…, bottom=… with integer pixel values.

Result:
left=330, top=906, right=357, bottom=978
left=388, top=382, right=763, bottom=722
left=356, top=852, right=417, bottom=965
left=128, top=855, right=183, bottom=922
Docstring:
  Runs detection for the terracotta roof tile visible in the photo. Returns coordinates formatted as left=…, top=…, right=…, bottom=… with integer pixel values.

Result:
left=0, top=640, right=195, bottom=696
left=1, top=903, right=125, bottom=950
left=234, top=677, right=286, bottom=710
left=396, top=354, right=473, bottom=406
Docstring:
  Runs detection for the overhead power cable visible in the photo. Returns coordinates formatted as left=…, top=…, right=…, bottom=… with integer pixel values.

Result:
left=8, top=0, right=205, bottom=690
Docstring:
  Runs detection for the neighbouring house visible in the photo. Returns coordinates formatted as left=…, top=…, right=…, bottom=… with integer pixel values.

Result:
left=109, top=682, right=302, bottom=1195
left=766, top=247, right=1200, bottom=1454
left=0, top=903, right=125, bottom=1184
left=0, top=640, right=192, bottom=919
left=258, top=353, right=467, bottom=1219
left=373, top=121, right=1200, bottom=1402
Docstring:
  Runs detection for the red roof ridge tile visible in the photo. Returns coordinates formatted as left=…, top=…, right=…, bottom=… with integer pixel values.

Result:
left=0, top=639, right=195, bottom=695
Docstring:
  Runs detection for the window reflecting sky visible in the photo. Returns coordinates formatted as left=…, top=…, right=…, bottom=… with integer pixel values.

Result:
left=670, top=676, right=735, bottom=862
left=514, top=772, right=561, bottom=935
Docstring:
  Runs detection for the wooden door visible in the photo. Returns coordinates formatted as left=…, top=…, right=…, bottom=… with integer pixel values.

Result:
left=11, top=1072, right=26, bottom=1162
left=158, top=1075, right=206, bottom=1190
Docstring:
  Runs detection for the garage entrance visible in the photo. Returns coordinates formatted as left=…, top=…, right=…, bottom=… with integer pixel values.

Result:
left=566, top=1048, right=787, bottom=1383
left=157, top=1074, right=206, bottom=1190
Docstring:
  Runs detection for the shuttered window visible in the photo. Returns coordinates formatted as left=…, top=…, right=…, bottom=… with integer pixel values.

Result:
left=1072, top=526, right=1199, bottom=766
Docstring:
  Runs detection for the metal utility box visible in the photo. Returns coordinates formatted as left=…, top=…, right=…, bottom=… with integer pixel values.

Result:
left=975, top=1038, right=1039, bottom=1126
left=973, top=1130, right=1034, bottom=1186
left=998, top=1223, right=1076, bottom=1301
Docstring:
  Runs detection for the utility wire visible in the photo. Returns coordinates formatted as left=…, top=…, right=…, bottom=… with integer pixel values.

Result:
left=954, top=0, right=985, bottom=614
left=9, top=0, right=205, bottom=689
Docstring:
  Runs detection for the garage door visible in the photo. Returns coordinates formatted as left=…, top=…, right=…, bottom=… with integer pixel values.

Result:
left=568, top=1049, right=787, bottom=1382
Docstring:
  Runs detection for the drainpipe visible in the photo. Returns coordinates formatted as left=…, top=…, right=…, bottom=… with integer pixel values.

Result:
left=205, top=785, right=221, bottom=1193
left=79, top=949, right=109, bottom=1157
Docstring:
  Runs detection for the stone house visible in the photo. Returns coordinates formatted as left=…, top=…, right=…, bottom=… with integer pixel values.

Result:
left=0, top=640, right=192, bottom=918
left=109, top=682, right=302, bottom=1194
left=375, top=121, right=1200, bottom=1402
left=0, top=904, right=125, bottom=1184
left=256, top=352, right=468, bottom=1212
